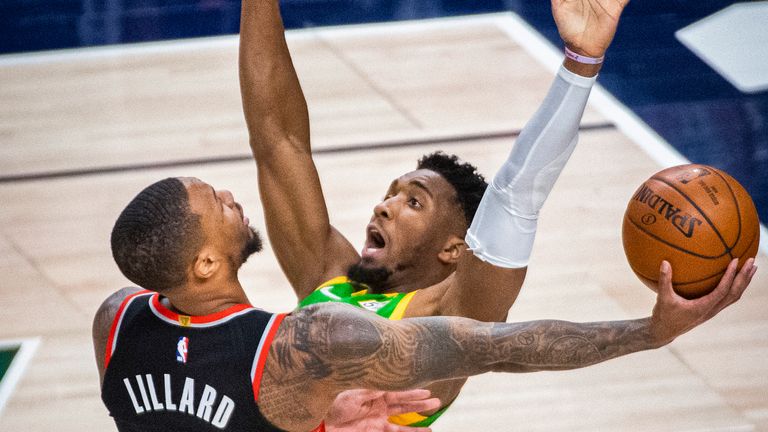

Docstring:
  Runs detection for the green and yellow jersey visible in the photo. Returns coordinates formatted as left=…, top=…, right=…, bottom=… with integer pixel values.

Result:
left=298, top=276, right=450, bottom=427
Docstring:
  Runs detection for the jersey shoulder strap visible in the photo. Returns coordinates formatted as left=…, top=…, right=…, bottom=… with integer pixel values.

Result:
left=251, top=313, right=288, bottom=402
left=300, top=276, right=418, bottom=320
left=104, top=290, right=153, bottom=369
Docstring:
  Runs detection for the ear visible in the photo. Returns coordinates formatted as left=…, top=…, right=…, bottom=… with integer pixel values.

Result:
left=192, top=247, right=221, bottom=280
left=437, top=235, right=466, bottom=265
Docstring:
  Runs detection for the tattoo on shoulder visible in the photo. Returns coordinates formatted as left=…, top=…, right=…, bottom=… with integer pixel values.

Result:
left=92, top=287, right=142, bottom=382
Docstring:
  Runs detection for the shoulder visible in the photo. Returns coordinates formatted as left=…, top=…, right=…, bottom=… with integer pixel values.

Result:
left=401, top=278, right=451, bottom=318
left=279, top=303, right=387, bottom=360
left=288, top=302, right=386, bottom=326
left=92, top=287, right=144, bottom=382
left=93, top=287, right=145, bottom=329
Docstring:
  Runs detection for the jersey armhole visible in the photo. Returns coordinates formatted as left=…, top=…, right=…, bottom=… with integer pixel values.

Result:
left=390, top=290, right=418, bottom=320
left=103, top=290, right=152, bottom=369
left=250, top=313, right=288, bottom=402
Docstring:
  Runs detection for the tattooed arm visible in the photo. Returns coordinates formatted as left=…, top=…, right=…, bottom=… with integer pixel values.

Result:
left=258, top=259, right=756, bottom=431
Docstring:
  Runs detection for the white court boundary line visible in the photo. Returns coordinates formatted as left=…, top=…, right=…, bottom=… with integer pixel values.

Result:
left=0, top=13, right=507, bottom=67
left=0, top=338, right=40, bottom=418
left=0, top=12, right=765, bottom=256
left=494, top=13, right=768, bottom=257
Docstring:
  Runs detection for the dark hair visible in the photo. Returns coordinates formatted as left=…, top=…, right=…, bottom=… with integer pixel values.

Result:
left=417, top=151, right=487, bottom=227
left=110, top=177, right=203, bottom=291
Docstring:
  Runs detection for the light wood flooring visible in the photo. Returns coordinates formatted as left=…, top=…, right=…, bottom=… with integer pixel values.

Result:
left=0, top=14, right=765, bottom=432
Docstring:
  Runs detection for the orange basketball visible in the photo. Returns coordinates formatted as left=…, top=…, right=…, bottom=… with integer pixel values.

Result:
left=622, top=164, right=760, bottom=299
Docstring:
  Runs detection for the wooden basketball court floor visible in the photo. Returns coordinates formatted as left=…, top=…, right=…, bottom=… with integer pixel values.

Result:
left=0, top=13, right=766, bottom=432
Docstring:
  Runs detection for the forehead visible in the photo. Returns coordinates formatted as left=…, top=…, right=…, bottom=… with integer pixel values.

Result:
left=393, top=169, right=456, bottom=200
left=179, top=177, right=215, bottom=212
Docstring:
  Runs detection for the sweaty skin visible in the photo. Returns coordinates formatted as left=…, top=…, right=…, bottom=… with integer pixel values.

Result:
left=240, top=0, right=630, bottom=417
left=96, top=175, right=757, bottom=432
left=256, top=256, right=755, bottom=431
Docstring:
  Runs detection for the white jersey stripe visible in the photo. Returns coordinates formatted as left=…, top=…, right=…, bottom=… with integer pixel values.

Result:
left=110, top=292, right=153, bottom=357
left=250, top=314, right=279, bottom=382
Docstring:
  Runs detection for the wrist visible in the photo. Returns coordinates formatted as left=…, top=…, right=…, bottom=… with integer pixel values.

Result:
left=565, top=46, right=604, bottom=64
left=563, top=57, right=602, bottom=77
left=562, top=45, right=604, bottom=77
left=646, top=317, right=674, bottom=348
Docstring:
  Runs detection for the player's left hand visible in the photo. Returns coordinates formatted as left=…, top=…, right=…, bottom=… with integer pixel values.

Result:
left=649, top=258, right=757, bottom=345
left=325, top=389, right=440, bottom=432
left=551, top=0, right=630, bottom=57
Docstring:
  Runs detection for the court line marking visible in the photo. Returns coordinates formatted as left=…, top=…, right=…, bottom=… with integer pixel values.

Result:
left=494, top=13, right=768, bottom=258
left=0, top=123, right=614, bottom=183
left=0, top=338, right=41, bottom=418
left=0, top=14, right=507, bottom=67
left=2, top=12, right=763, bottom=256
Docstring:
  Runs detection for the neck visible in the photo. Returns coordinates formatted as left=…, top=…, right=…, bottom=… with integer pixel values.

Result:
left=163, top=277, right=249, bottom=316
left=385, top=265, right=454, bottom=294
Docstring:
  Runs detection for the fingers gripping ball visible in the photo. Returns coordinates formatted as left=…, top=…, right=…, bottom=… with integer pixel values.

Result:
left=622, top=164, right=760, bottom=299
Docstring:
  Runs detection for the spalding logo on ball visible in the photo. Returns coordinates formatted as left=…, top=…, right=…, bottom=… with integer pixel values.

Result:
left=622, top=164, right=760, bottom=299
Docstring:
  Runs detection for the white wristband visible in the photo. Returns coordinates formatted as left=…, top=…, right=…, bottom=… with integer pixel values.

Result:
left=565, top=46, right=604, bottom=65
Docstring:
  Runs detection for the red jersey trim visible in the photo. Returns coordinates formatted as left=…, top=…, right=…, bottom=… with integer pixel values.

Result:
left=104, top=290, right=152, bottom=369
left=311, top=421, right=326, bottom=432
left=251, top=313, right=287, bottom=403
left=148, top=293, right=254, bottom=328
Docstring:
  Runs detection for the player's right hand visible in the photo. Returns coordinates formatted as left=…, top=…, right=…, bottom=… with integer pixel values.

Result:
left=648, top=258, right=757, bottom=345
left=325, top=389, right=440, bottom=432
left=551, top=0, right=629, bottom=57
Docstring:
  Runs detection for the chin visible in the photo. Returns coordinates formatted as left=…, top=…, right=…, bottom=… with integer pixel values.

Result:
left=347, top=259, right=392, bottom=293
left=359, top=255, right=390, bottom=270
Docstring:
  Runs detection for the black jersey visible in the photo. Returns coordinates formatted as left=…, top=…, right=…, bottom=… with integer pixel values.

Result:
left=101, top=290, right=287, bottom=432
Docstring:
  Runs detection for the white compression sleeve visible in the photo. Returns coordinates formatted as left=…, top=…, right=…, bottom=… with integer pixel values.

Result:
left=466, top=65, right=596, bottom=268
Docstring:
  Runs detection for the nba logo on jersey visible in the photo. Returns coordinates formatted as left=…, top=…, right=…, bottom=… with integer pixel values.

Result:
left=176, top=337, right=189, bottom=364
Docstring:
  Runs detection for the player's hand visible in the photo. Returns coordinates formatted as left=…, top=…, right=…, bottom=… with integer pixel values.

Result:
left=325, top=389, right=440, bottom=432
left=648, top=258, right=757, bottom=345
left=551, top=0, right=629, bottom=57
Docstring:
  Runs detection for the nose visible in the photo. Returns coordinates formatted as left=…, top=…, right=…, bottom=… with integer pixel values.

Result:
left=219, top=190, right=236, bottom=207
left=373, top=196, right=397, bottom=220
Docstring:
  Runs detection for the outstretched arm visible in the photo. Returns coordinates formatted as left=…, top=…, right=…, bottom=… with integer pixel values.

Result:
left=439, top=0, right=629, bottom=321
left=239, top=0, right=359, bottom=299
left=260, top=259, right=756, bottom=431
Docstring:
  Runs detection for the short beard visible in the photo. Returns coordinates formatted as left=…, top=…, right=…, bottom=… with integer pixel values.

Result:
left=347, top=259, right=392, bottom=294
left=240, top=227, right=263, bottom=264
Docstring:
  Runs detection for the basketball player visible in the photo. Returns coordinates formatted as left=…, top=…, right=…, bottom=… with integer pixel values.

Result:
left=242, top=0, right=628, bottom=426
left=95, top=176, right=756, bottom=431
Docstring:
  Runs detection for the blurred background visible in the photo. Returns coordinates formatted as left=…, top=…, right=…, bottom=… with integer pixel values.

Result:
left=0, top=1, right=767, bottom=431
left=2, top=0, right=767, bottom=227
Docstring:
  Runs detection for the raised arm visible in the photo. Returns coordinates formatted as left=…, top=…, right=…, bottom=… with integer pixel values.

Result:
left=259, top=259, right=756, bottom=431
left=439, top=0, right=628, bottom=321
left=239, top=0, right=359, bottom=299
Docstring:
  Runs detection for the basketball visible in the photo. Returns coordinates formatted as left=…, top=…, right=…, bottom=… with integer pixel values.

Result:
left=622, top=164, right=760, bottom=299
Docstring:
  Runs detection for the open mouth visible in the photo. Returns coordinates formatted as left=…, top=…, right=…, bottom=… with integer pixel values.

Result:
left=368, top=228, right=385, bottom=248
left=235, top=203, right=248, bottom=226
left=363, top=225, right=387, bottom=258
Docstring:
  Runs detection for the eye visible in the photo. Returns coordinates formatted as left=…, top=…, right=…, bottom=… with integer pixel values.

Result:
left=408, top=197, right=422, bottom=208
